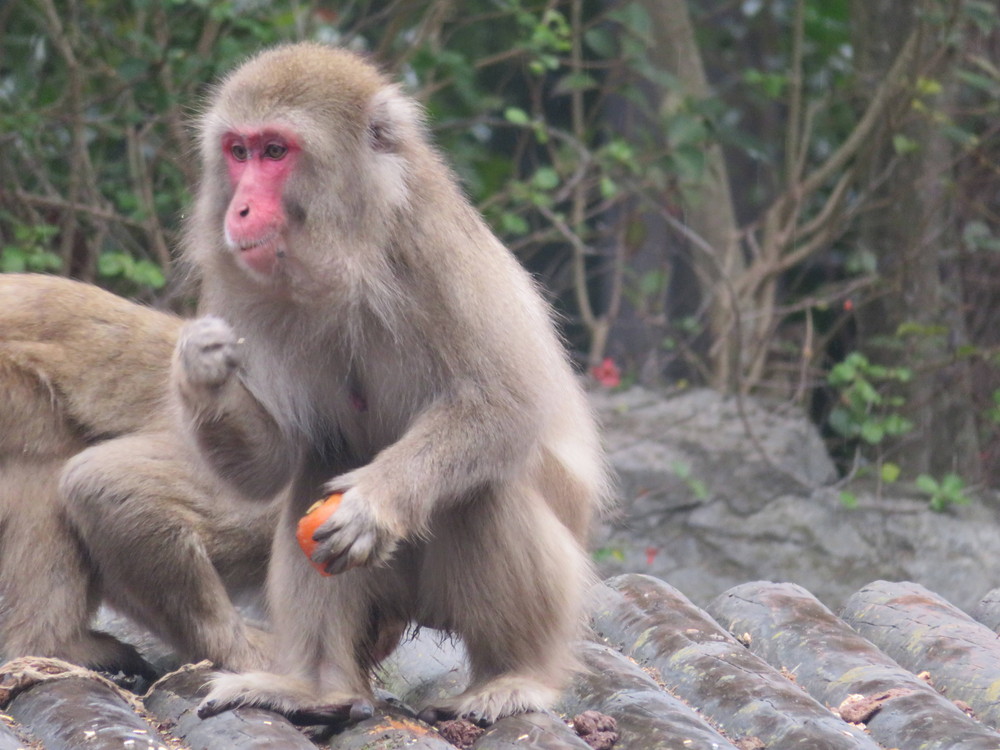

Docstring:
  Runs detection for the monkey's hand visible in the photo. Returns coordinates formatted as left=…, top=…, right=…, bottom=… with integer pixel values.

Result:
left=308, top=474, right=404, bottom=575
left=174, top=316, right=243, bottom=399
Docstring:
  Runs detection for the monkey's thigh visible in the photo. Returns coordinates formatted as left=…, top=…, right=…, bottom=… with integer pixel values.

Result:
left=417, top=485, right=589, bottom=680
left=267, top=526, right=409, bottom=693
left=0, top=458, right=139, bottom=668
left=59, top=432, right=253, bottom=639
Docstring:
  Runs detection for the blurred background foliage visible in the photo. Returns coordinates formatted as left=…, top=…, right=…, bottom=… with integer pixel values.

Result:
left=1, top=0, right=1000, bottom=493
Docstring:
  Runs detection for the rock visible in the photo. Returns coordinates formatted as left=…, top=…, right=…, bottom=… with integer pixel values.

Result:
left=591, top=386, right=1000, bottom=612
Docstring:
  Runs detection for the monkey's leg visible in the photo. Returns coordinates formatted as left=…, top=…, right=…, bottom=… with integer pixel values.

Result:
left=59, top=433, right=271, bottom=671
left=0, top=460, right=151, bottom=675
left=198, top=525, right=384, bottom=725
left=419, top=485, right=591, bottom=723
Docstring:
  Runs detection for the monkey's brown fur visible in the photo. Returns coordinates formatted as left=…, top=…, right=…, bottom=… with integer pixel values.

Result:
left=0, top=273, right=276, bottom=673
left=167, top=43, right=610, bottom=723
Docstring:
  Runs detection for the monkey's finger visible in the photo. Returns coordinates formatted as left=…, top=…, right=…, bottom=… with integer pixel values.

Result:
left=319, top=545, right=370, bottom=576
left=312, top=526, right=375, bottom=561
left=309, top=539, right=358, bottom=574
left=309, top=519, right=344, bottom=543
left=323, top=555, right=358, bottom=576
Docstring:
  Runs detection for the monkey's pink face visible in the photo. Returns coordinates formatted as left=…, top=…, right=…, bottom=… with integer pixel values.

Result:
left=222, top=128, right=300, bottom=276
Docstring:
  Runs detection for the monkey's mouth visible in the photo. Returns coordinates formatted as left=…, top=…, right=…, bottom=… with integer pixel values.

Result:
left=228, top=233, right=285, bottom=275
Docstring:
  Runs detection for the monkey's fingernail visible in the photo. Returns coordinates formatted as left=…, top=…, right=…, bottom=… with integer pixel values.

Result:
left=324, top=555, right=352, bottom=575
left=349, top=698, right=374, bottom=722
left=312, top=519, right=344, bottom=542
left=197, top=700, right=218, bottom=719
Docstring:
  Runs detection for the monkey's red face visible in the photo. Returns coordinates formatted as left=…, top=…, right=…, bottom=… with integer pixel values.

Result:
left=222, top=128, right=300, bottom=276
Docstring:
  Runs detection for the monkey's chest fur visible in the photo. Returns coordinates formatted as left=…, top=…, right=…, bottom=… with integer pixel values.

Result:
left=241, top=311, right=434, bottom=487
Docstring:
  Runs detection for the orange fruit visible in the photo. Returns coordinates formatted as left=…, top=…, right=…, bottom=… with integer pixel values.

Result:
left=296, top=492, right=343, bottom=576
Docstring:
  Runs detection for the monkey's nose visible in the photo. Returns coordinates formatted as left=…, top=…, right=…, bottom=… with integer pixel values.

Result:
left=238, top=204, right=250, bottom=218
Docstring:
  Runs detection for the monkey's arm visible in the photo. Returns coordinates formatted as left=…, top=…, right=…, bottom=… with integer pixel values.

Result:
left=173, top=317, right=295, bottom=499
left=312, top=379, right=538, bottom=573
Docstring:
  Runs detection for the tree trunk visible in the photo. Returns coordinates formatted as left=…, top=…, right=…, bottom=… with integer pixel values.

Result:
left=642, top=0, right=745, bottom=392
left=851, top=0, right=981, bottom=482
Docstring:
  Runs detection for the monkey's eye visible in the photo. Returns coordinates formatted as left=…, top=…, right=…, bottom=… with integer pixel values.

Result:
left=230, top=143, right=250, bottom=161
left=263, top=143, right=288, bottom=160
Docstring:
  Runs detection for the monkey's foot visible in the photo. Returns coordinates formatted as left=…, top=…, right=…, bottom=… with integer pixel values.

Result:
left=197, top=671, right=374, bottom=726
left=417, top=675, right=558, bottom=725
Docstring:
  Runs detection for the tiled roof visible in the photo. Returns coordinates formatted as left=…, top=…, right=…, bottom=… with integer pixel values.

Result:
left=3, top=574, right=1000, bottom=749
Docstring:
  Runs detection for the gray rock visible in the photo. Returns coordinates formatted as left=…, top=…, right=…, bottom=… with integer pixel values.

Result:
left=591, top=386, right=1000, bottom=612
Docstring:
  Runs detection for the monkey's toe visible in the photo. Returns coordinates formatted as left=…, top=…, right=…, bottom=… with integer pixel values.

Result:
left=198, top=695, right=374, bottom=726
left=417, top=704, right=494, bottom=728
left=286, top=697, right=374, bottom=725
left=426, top=675, right=556, bottom=725
left=196, top=698, right=228, bottom=719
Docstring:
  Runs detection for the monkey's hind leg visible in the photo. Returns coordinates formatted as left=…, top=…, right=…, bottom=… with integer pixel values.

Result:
left=59, top=432, right=271, bottom=672
left=419, top=485, right=592, bottom=724
left=198, top=530, right=378, bottom=725
left=0, top=460, right=152, bottom=676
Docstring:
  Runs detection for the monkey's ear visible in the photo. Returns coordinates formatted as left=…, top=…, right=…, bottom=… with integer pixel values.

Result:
left=368, top=85, right=423, bottom=154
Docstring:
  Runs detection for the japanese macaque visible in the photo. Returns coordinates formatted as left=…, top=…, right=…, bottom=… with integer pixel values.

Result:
left=0, top=273, right=277, bottom=674
left=169, top=42, right=609, bottom=725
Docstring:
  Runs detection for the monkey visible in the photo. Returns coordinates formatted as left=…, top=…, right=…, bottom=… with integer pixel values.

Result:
left=137, top=42, right=611, bottom=726
left=0, top=273, right=278, bottom=674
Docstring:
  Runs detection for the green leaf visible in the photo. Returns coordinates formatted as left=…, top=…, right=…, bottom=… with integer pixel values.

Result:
left=500, top=213, right=530, bottom=236
left=839, top=491, right=859, bottom=509
left=1, top=249, right=27, bottom=273
left=592, top=547, right=625, bottom=562
left=915, top=474, right=940, bottom=494
left=607, top=3, right=654, bottom=44
left=860, top=421, right=885, bottom=444
left=915, top=76, right=943, bottom=96
left=854, top=380, right=881, bottom=406
left=670, top=461, right=692, bottom=480
left=955, top=69, right=1000, bottom=95
left=892, top=134, right=919, bottom=155
left=827, top=407, right=856, bottom=438
left=132, top=260, right=166, bottom=289
left=583, top=27, right=617, bottom=58
left=744, top=69, right=788, bottom=98
left=882, top=414, right=913, bottom=436
left=504, top=107, right=530, bottom=125
left=531, top=167, right=560, bottom=191
left=828, top=361, right=856, bottom=385
left=666, top=114, right=707, bottom=148
left=639, top=269, right=666, bottom=298
left=669, top=146, right=707, bottom=182
left=940, top=472, right=966, bottom=495
left=553, top=72, right=600, bottom=96
left=880, top=462, right=901, bottom=483
left=689, top=479, right=709, bottom=501
left=98, top=252, right=128, bottom=277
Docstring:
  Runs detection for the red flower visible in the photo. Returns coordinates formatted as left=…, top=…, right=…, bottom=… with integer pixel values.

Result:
left=591, top=357, right=621, bottom=388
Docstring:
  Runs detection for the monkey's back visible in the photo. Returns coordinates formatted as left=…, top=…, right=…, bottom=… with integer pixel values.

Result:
left=0, top=274, right=181, bottom=446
